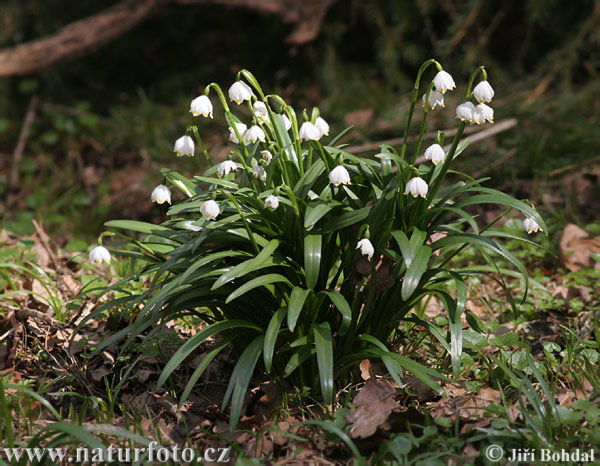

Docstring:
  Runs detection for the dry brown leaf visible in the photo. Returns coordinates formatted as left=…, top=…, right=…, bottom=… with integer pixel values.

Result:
left=359, top=359, right=371, bottom=381
left=428, top=385, right=500, bottom=422
left=560, top=224, right=600, bottom=272
left=346, top=376, right=398, bottom=438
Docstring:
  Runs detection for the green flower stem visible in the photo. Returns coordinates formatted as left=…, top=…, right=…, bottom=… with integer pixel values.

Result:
left=466, top=66, right=486, bottom=100
left=400, top=59, right=439, bottom=161
left=239, top=69, right=266, bottom=101
left=220, top=190, right=260, bottom=254
left=411, top=81, right=436, bottom=165
left=224, top=112, right=259, bottom=192
left=280, top=184, right=301, bottom=218
left=190, top=126, right=214, bottom=167
left=206, top=83, right=230, bottom=113
left=98, top=231, right=115, bottom=246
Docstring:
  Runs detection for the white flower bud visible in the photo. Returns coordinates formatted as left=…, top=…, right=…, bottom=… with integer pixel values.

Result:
left=218, top=160, right=238, bottom=177
left=315, top=117, right=330, bottom=137
left=228, top=123, right=247, bottom=144
left=356, top=238, right=374, bottom=261
left=329, top=165, right=351, bottom=186
left=264, top=195, right=279, bottom=210
left=424, top=144, right=446, bottom=166
left=524, top=217, right=542, bottom=234
left=279, top=114, right=292, bottom=131
left=456, top=102, right=475, bottom=124
left=433, top=70, right=456, bottom=93
left=473, top=103, right=494, bottom=125
left=174, top=135, right=194, bottom=157
left=299, top=122, right=321, bottom=141
left=200, top=200, right=220, bottom=220
left=242, top=125, right=266, bottom=144
left=252, top=164, right=267, bottom=181
left=89, top=245, right=111, bottom=265
left=253, top=101, right=268, bottom=118
left=190, top=95, right=213, bottom=118
left=405, top=177, right=428, bottom=198
left=260, top=150, right=273, bottom=164
left=151, top=184, right=171, bottom=205
left=228, top=81, right=253, bottom=105
left=422, top=91, right=445, bottom=109
left=473, top=81, right=494, bottom=104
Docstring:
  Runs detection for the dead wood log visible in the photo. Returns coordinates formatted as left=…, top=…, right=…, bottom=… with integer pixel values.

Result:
left=0, top=0, right=335, bottom=77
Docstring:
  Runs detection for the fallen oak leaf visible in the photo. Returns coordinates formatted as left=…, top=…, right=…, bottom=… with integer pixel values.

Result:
left=346, top=371, right=398, bottom=439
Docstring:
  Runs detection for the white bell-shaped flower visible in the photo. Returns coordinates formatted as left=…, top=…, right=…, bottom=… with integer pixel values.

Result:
left=299, top=122, right=321, bottom=141
left=253, top=101, right=268, bottom=118
left=405, top=177, right=428, bottom=198
left=315, top=117, right=330, bottom=137
left=356, top=238, right=374, bottom=261
left=218, top=160, right=238, bottom=177
left=89, top=245, right=111, bottom=265
left=252, top=164, right=267, bottom=181
left=473, top=103, right=494, bottom=125
left=190, top=95, right=213, bottom=118
left=228, top=81, right=253, bottom=105
left=473, top=81, right=494, bottom=104
left=200, top=200, right=220, bottom=220
left=433, top=70, right=456, bottom=93
left=151, top=184, right=171, bottom=205
left=456, top=102, right=475, bottom=124
left=174, top=135, right=194, bottom=157
left=424, top=144, right=446, bottom=166
left=524, top=217, right=542, bottom=234
left=242, top=125, right=266, bottom=144
left=264, top=194, right=279, bottom=210
left=279, top=114, right=292, bottom=131
left=260, top=150, right=273, bottom=164
left=228, top=123, right=247, bottom=144
left=422, top=91, right=445, bottom=109
left=329, top=165, right=351, bottom=186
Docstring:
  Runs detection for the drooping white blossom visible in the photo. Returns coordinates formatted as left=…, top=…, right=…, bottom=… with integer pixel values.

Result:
left=456, top=102, right=475, bottom=124
left=279, top=114, right=292, bottom=131
left=424, top=143, right=446, bottom=165
left=190, top=95, right=213, bottom=118
left=299, top=122, right=321, bottom=141
left=151, top=184, right=171, bottom=205
left=473, top=103, right=494, bottom=125
left=89, top=245, right=111, bottom=265
left=315, top=117, right=330, bottom=137
left=405, top=177, right=428, bottom=198
left=260, top=150, right=273, bottom=164
left=228, top=81, right=253, bottom=104
left=228, top=123, right=247, bottom=144
left=218, top=160, right=238, bottom=177
left=329, top=165, right=351, bottom=186
left=200, top=200, right=220, bottom=220
left=264, top=194, right=279, bottom=210
left=356, top=238, right=374, bottom=261
left=524, top=217, right=543, bottom=234
left=253, top=101, right=268, bottom=118
left=242, top=125, right=266, bottom=144
left=174, top=135, right=195, bottom=157
left=252, top=164, right=267, bottom=181
left=473, top=81, right=494, bottom=104
left=422, top=91, right=445, bottom=109
left=433, top=70, right=456, bottom=93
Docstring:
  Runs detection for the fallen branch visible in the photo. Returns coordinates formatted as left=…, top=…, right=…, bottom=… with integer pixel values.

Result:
left=0, top=0, right=335, bottom=76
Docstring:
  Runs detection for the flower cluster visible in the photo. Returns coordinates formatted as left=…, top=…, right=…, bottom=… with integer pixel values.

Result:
left=455, top=79, right=494, bottom=125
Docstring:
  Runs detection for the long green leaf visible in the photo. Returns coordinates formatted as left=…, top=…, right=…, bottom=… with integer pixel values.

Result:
left=225, top=273, right=291, bottom=303
left=212, top=239, right=279, bottom=290
left=283, top=347, right=315, bottom=378
left=313, top=322, right=334, bottom=405
left=104, top=220, right=170, bottom=234
left=288, top=287, right=311, bottom=331
left=304, top=200, right=337, bottom=230
left=264, top=307, right=288, bottom=372
left=323, top=290, right=352, bottom=335
left=304, top=231, right=322, bottom=289
left=158, top=320, right=260, bottom=387
left=401, top=245, right=432, bottom=300
left=323, top=207, right=371, bottom=233
left=223, top=335, right=264, bottom=430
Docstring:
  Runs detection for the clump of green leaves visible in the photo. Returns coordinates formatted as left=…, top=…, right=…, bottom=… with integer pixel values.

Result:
left=83, top=63, right=545, bottom=428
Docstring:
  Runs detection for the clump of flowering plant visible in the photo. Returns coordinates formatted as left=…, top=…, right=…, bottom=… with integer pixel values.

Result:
left=82, top=63, right=545, bottom=429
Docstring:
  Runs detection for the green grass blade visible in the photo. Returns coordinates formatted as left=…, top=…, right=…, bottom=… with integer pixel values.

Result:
left=288, top=287, right=311, bottom=331
left=323, top=290, right=352, bottom=335
left=401, top=245, right=432, bottom=300
left=304, top=231, right=322, bottom=289
left=225, top=273, right=291, bottom=304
